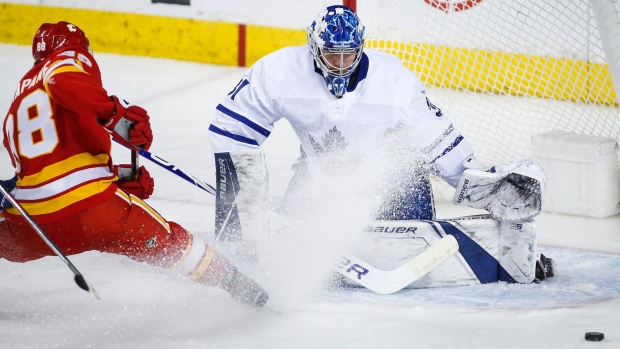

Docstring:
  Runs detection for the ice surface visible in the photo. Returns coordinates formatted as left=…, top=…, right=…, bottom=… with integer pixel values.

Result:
left=1, top=44, right=619, bottom=349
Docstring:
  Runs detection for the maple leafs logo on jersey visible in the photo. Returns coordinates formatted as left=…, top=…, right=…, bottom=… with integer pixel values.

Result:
left=309, top=126, right=348, bottom=155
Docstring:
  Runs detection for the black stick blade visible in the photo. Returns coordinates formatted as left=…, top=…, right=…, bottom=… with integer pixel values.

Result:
left=74, top=275, right=101, bottom=300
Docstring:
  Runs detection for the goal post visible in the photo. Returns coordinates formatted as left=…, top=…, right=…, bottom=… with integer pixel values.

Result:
left=590, top=0, right=620, bottom=106
left=347, top=0, right=620, bottom=166
left=343, top=0, right=356, bottom=12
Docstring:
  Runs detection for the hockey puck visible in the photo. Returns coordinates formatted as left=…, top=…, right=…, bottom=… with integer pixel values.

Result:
left=585, top=332, right=604, bottom=341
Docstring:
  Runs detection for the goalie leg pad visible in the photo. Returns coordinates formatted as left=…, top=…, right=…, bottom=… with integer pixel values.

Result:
left=346, top=215, right=538, bottom=288
left=439, top=217, right=537, bottom=284
left=214, top=151, right=268, bottom=242
left=498, top=220, right=537, bottom=283
left=438, top=220, right=509, bottom=284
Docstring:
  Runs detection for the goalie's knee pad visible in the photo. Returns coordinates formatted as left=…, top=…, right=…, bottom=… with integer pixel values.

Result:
left=214, top=151, right=268, bottom=242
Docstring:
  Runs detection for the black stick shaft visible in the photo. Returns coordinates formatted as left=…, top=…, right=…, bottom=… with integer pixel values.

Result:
left=131, top=149, right=139, bottom=180
left=0, top=185, right=99, bottom=299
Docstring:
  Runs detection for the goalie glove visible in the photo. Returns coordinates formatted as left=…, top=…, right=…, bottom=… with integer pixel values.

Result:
left=453, top=160, right=546, bottom=221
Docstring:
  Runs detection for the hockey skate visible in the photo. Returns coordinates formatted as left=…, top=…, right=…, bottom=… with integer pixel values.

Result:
left=534, top=253, right=555, bottom=283
left=220, top=266, right=269, bottom=307
left=198, top=249, right=268, bottom=307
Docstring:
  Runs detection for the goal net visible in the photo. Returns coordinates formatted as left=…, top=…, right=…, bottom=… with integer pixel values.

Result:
left=355, top=0, right=620, bottom=166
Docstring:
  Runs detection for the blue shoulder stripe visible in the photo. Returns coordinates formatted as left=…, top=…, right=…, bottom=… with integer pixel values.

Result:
left=216, top=104, right=271, bottom=137
left=208, top=124, right=259, bottom=146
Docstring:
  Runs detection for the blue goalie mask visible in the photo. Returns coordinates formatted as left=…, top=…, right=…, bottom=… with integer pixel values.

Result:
left=307, top=5, right=365, bottom=98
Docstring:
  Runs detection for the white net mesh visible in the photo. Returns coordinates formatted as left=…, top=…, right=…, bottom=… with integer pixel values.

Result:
left=359, top=0, right=620, bottom=166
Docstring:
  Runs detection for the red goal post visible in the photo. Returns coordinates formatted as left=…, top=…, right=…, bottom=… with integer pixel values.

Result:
left=343, top=0, right=356, bottom=12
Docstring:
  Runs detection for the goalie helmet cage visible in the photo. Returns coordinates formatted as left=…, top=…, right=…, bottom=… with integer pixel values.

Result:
left=345, top=0, right=620, bottom=166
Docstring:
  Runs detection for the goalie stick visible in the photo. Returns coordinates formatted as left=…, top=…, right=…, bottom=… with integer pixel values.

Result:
left=0, top=185, right=100, bottom=299
left=115, top=143, right=461, bottom=293
left=334, top=234, right=459, bottom=294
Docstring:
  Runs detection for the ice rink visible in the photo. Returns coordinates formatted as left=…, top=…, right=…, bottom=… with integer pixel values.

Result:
left=1, top=43, right=620, bottom=349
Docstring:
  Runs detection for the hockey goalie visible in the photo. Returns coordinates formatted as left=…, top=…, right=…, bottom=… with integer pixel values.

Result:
left=207, top=5, right=555, bottom=293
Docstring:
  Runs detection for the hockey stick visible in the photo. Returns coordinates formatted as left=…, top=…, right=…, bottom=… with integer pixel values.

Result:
left=333, top=234, right=459, bottom=295
left=0, top=186, right=100, bottom=299
left=113, top=139, right=216, bottom=195
left=131, top=149, right=139, bottom=180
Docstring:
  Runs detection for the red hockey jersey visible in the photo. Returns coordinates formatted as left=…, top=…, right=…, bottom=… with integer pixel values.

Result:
left=3, top=47, right=119, bottom=223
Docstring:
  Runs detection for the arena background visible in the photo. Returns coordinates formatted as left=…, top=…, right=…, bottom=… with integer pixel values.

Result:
left=0, top=0, right=616, bottom=105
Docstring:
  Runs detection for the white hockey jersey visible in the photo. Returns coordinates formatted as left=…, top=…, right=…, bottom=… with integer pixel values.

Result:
left=208, top=46, right=475, bottom=187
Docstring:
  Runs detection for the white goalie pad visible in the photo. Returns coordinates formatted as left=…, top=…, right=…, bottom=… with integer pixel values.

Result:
left=498, top=220, right=537, bottom=284
left=452, top=160, right=547, bottom=221
left=341, top=215, right=537, bottom=289
left=214, top=151, right=269, bottom=257
left=230, top=151, right=269, bottom=240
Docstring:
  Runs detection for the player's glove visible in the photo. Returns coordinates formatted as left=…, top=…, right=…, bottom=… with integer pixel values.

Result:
left=452, top=159, right=546, bottom=221
left=0, top=176, right=17, bottom=210
left=114, top=164, right=155, bottom=200
left=101, top=96, right=153, bottom=150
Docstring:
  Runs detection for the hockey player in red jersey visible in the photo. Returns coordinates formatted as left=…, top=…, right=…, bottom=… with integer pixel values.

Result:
left=0, top=21, right=268, bottom=306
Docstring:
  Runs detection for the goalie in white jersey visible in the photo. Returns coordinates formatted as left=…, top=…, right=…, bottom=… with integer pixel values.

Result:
left=208, top=5, right=554, bottom=287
